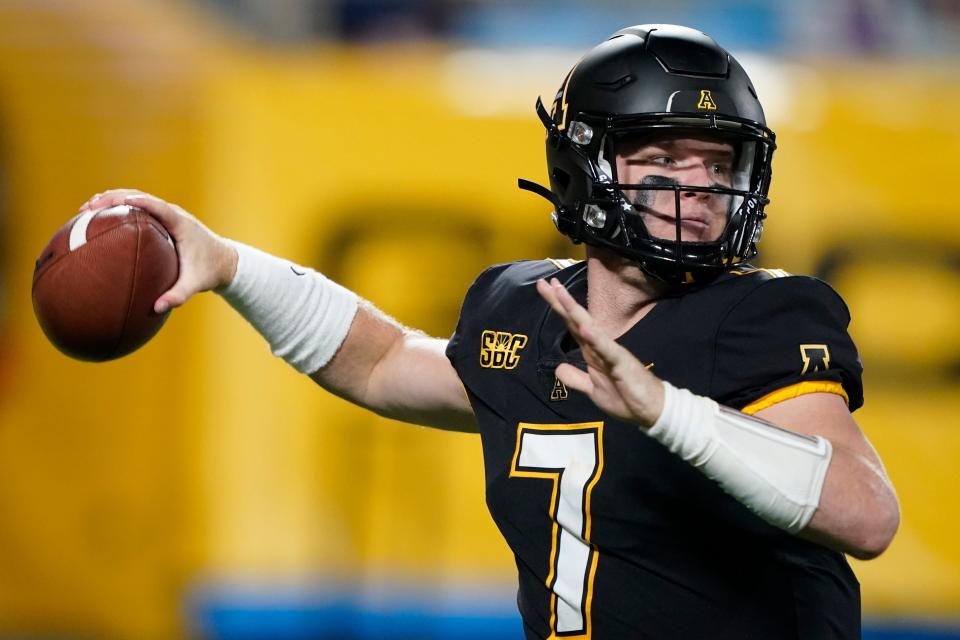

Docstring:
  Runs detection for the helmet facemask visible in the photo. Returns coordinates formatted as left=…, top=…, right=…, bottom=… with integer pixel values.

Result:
left=564, top=115, right=774, bottom=283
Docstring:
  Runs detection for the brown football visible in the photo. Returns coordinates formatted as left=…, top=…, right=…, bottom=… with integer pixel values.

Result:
left=32, top=204, right=179, bottom=362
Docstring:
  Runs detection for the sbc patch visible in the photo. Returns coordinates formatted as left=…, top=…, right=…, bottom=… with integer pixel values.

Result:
left=480, top=330, right=528, bottom=370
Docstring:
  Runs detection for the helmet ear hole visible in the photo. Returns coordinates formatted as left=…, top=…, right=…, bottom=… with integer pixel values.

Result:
left=551, top=168, right=571, bottom=193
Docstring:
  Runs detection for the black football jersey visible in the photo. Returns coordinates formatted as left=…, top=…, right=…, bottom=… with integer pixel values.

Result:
left=446, top=260, right=863, bottom=640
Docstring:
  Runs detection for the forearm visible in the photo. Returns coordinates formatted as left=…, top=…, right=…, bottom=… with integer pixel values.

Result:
left=309, top=300, right=403, bottom=403
left=219, top=242, right=475, bottom=431
left=217, top=240, right=397, bottom=407
left=648, top=382, right=899, bottom=557
left=753, top=393, right=900, bottom=558
left=801, top=443, right=900, bottom=559
left=218, top=241, right=360, bottom=374
left=648, top=383, right=831, bottom=533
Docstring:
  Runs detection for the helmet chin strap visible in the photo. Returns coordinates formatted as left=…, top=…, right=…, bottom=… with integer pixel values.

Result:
left=516, top=98, right=567, bottom=208
left=517, top=178, right=559, bottom=207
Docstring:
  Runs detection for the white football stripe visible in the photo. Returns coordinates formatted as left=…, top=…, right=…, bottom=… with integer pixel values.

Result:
left=68, top=210, right=98, bottom=251
left=68, top=205, right=131, bottom=251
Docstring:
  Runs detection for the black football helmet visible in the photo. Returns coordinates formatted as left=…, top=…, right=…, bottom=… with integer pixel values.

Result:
left=519, top=24, right=776, bottom=284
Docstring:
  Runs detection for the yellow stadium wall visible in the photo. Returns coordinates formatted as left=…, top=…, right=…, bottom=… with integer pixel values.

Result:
left=0, top=3, right=958, bottom=637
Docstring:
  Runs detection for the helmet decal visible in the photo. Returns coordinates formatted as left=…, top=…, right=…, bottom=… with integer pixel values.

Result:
left=697, top=90, right=718, bottom=111
left=551, top=63, right=580, bottom=132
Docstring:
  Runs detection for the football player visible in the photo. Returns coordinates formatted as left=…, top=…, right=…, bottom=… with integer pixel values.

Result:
left=82, top=24, right=899, bottom=639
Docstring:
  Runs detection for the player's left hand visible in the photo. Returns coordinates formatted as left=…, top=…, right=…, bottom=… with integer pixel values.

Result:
left=79, top=189, right=238, bottom=313
left=536, top=278, right=665, bottom=428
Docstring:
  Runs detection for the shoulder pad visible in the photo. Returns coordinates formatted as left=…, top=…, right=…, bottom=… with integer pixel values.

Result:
left=447, top=260, right=582, bottom=365
left=712, top=273, right=861, bottom=411
left=545, top=257, right=584, bottom=271
left=729, top=266, right=793, bottom=280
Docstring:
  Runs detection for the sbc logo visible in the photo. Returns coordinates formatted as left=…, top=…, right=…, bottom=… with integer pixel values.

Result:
left=480, top=330, right=528, bottom=370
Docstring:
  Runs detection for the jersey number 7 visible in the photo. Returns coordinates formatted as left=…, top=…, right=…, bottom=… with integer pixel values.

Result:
left=510, top=422, right=604, bottom=638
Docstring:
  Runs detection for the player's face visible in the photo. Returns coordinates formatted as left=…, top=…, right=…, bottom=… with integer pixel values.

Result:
left=615, top=134, right=736, bottom=243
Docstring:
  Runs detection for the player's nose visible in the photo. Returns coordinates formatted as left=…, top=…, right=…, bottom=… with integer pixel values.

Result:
left=680, top=164, right=715, bottom=199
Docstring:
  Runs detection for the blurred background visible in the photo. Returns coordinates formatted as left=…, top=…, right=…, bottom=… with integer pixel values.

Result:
left=1, top=0, right=959, bottom=638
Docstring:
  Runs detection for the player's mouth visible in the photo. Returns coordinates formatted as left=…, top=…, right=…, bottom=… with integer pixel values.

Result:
left=647, top=211, right=711, bottom=230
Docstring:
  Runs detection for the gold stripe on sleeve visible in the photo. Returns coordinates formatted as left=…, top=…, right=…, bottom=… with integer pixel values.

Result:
left=546, top=258, right=582, bottom=270
left=740, top=380, right=849, bottom=415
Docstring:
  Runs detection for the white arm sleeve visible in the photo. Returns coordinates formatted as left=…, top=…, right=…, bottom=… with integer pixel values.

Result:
left=217, top=240, right=359, bottom=374
left=647, top=381, right=833, bottom=533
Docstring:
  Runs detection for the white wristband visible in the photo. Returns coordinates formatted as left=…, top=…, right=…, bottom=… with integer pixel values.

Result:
left=218, top=240, right=359, bottom=374
left=648, top=381, right=833, bottom=533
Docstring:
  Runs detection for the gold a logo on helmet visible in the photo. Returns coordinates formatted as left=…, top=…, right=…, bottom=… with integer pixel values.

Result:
left=697, top=89, right=718, bottom=110
left=480, top=330, right=528, bottom=370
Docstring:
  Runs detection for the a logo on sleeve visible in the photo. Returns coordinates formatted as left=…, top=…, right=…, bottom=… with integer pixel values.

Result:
left=697, top=89, right=718, bottom=110
left=480, top=330, right=528, bottom=370
left=800, top=344, right=830, bottom=375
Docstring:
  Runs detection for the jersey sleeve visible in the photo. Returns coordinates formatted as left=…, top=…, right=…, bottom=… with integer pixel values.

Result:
left=445, top=263, right=506, bottom=365
left=446, top=260, right=563, bottom=366
left=711, top=276, right=864, bottom=413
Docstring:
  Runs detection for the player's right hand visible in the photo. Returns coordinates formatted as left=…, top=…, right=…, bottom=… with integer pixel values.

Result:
left=79, top=189, right=238, bottom=313
left=536, top=277, right=665, bottom=427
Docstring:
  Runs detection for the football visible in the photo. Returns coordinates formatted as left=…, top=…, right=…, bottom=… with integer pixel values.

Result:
left=32, top=204, right=179, bottom=361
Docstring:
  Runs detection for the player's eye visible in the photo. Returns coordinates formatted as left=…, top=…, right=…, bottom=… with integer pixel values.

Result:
left=650, top=156, right=674, bottom=166
left=711, top=163, right=732, bottom=175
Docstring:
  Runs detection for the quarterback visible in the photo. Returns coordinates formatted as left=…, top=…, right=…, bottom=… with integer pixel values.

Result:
left=82, top=25, right=899, bottom=639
